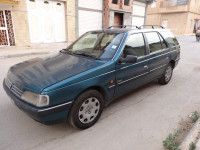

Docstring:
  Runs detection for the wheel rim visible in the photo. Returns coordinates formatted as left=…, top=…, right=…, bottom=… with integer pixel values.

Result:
left=165, top=66, right=172, bottom=82
left=78, top=97, right=100, bottom=124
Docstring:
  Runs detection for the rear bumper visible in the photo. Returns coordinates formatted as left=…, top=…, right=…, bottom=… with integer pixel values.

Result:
left=3, top=79, right=73, bottom=124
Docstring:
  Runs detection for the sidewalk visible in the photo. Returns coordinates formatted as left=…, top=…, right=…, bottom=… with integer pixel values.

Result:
left=0, top=42, right=70, bottom=59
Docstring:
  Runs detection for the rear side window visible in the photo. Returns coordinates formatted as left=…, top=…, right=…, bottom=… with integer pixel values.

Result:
left=123, top=33, right=146, bottom=57
left=160, top=31, right=179, bottom=47
left=145, top=32, right=162, bottom=53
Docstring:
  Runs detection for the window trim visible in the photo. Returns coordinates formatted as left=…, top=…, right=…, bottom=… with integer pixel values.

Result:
left=157, top=32, right=168, bottom=49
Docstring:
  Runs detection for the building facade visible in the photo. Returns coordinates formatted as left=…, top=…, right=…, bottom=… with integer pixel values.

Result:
left=147, top=0, right=200, bottom=35
left=77, top=0, right=154, bottom=36
left=0, top=0, right=153, bottom=47
left=0, top=0, right=76, bottom=47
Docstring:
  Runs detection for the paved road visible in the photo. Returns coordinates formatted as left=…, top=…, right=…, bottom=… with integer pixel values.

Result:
left=1, top=36, right=200, bottom=150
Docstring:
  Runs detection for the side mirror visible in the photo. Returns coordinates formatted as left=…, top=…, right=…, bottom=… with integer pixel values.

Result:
left=119, top=55, right=137, bottom=64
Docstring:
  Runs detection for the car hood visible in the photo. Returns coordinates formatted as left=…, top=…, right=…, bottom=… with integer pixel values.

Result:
left=7, top=52, right=105, bottom=93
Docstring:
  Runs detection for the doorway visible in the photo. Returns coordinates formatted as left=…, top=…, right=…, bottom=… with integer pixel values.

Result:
left=194, top=20, right=199, bottom=32
left=114, top=12, right=123, bottom=27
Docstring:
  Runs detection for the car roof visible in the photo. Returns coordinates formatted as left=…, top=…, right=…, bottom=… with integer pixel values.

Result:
left=91, top=28, right=171, bottom=34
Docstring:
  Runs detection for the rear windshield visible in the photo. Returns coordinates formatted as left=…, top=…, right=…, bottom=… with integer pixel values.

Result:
left=67, top=32, right=124, bottom=60
left=160, top=31, right=179, bottom=47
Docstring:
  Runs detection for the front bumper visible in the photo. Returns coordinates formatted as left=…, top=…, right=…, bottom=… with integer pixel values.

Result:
left=3, top=79, right=73, bottom=124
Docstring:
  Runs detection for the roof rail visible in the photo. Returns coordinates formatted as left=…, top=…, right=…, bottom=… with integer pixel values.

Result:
left=107, top=25, right=139, bottom=29
left=139, top=25, right=164, bottom=29
left=107, top=25, right=126, bottom=29
left=125, top=25, right=139, bottom=29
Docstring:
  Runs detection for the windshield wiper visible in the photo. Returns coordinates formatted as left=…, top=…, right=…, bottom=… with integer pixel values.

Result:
left=60, top=49, right=73, bottom=55
left=73, top=51, right=99, bottom=60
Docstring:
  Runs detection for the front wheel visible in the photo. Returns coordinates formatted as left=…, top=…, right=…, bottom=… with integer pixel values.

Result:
left=159, top=64, right=173, bottom=85
left=68, top=90, right=104, bottom=129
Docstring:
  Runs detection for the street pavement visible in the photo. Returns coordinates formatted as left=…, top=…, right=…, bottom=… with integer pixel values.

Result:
left=0, top=35, right=200, bottom=150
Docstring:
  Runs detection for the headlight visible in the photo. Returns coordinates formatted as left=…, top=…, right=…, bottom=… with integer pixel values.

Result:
left=21, top=91, right=49, bottom=107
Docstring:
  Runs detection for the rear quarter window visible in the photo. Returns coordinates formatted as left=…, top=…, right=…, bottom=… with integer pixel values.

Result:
left=145, top=32, right=162, bottom=53
left=160, top=31, right=179, bottom=47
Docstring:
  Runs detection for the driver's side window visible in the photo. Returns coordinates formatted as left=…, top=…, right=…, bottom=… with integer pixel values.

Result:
left=123, top=33, right=146, bottom=57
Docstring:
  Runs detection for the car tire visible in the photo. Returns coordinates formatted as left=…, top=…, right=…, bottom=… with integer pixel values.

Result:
left=159, top=63, right=173, bottom=85
left=68, top=90, right=104, bottom=129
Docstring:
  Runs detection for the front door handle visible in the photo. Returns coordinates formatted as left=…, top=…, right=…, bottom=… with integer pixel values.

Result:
left=144, top=65, right=148, bottom=69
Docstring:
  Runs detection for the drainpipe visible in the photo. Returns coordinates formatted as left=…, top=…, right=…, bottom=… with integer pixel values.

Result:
left=102, top=0, right=105, bottom=29
left=144, top=2, right=148, bottom=25
left=75, top=0, right=79, bottom=38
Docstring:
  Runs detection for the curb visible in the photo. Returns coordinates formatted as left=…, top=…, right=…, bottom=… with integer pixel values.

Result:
left=0, top=51, right=52, bottom=59
left=179, top=119, right=200, bottom=150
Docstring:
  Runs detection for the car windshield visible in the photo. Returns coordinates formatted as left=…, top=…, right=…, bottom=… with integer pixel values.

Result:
left=66, top=32, right=124, bottom=60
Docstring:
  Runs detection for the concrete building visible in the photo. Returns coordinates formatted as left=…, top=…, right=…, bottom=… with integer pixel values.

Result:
left=0, top=0, right=153, bottom=48
left=77, top=0, right=154, bottom=36
left=147, top=0, right=200, bottom=35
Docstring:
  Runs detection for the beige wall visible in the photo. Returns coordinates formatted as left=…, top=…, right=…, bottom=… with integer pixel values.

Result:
left=188, top=0, right=200, bottom=14
left=185, top=12, right=200, bottom=34
left=12, top=0, right=30, bottom=47
left=146, top=13, right=188, bottom=35
left=146, top=14, right=161, bottom=25
left=10, top=0, right=76, bottom=47
left=161, top=13, right=188, bottom=35
left=147, top=0, right=200, bottom=35
left=65, top=0, right=76, bottom=42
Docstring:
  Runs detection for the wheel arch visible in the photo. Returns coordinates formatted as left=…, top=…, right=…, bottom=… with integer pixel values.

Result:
left=170, top=60, right=175, bottom=69
left=76, top=86, right=107, bottom=102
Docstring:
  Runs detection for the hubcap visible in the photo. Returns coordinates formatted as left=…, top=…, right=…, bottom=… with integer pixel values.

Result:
left=78, top=97, right=100, bottom=124
left=165, top=66, right=172, bottom=82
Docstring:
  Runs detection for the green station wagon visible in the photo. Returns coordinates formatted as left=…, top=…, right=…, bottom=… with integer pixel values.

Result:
left=3, top=25, right=180, bottom=129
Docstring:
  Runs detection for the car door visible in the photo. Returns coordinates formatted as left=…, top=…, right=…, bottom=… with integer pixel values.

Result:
left=114, top=33, right=149, bottom=98
left=144, top=32, right=169, bottom=80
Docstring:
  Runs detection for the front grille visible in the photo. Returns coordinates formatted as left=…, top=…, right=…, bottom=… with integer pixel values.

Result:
left=5, top=78, right=23, bottom=98
left=5, top=77, right=12, bottom=88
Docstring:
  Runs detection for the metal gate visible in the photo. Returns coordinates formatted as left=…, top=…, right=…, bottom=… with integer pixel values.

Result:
left=0, top=10, right=9, bottom=46
left=27, top=0, right=66, bottom=43
left=78, top=0, right=103, bottom=36
left=132, top=1, right=146, bottom=26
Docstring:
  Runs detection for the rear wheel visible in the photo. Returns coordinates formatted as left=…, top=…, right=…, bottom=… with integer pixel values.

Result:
left=68, top=90, right=104, bottom=129
left=159, top=64, right=173, bottom=85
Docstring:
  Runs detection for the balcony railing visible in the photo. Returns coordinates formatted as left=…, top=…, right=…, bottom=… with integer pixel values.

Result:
left=160, top=0, right=188, bottom=8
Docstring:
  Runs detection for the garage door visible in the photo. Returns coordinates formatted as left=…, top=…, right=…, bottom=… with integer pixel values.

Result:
left=132, top=1, right=146, bottom=27
left=27, top=0, right=66, bottom=43
left=78, top=0, right=103, bottom=36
